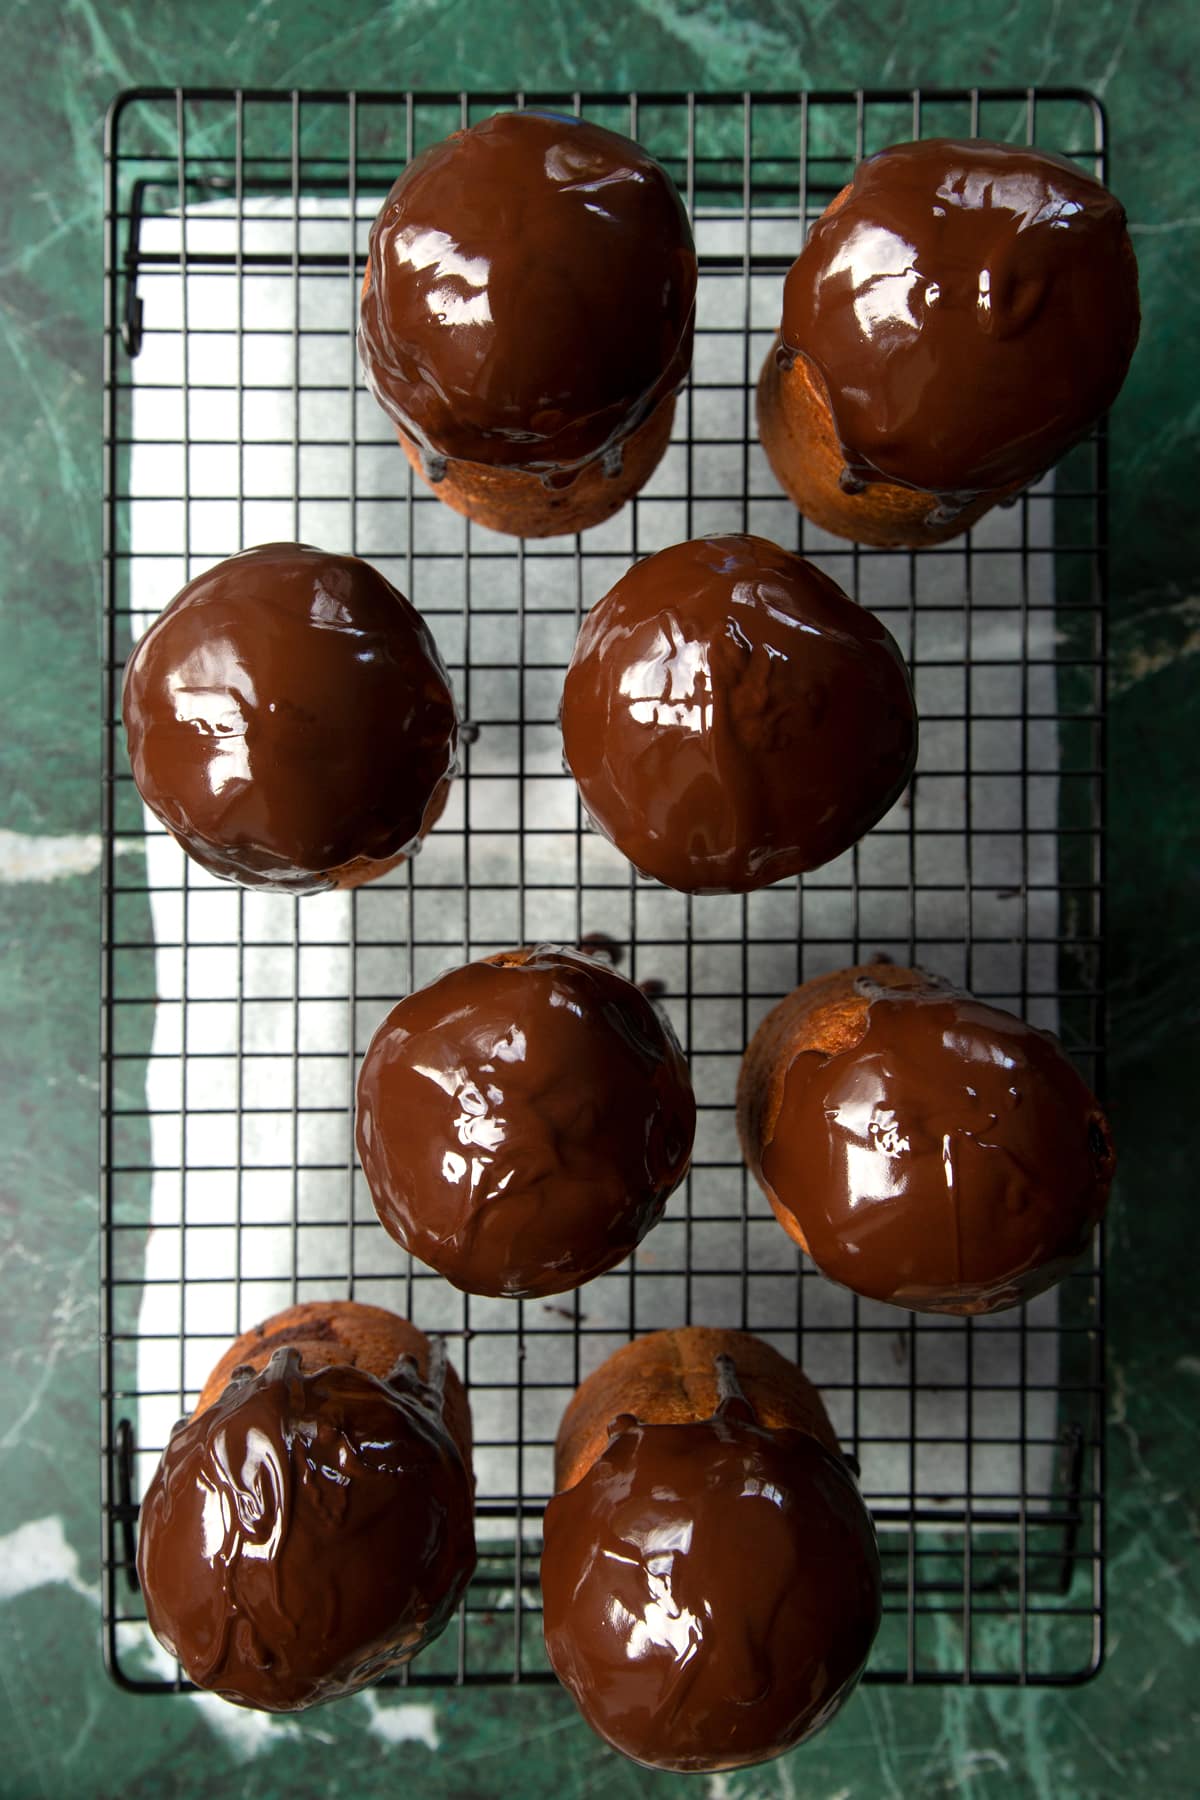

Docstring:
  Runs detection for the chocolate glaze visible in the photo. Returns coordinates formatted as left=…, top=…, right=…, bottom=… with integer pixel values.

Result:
left=560, top=535, right=917, bottom=893
left=122, top=543, right=458, bottom=894
left=780, top=138, right=1140, bottom=500
left=762, top=977, right=1116, bottom=1313
left=355, top=945, right=695, bottom=1298
left=541, top=1379, right=881, bottom=1772
left=136, top=1347, right=476, bottom=1711
left=358, top=111, right=696, bottom=477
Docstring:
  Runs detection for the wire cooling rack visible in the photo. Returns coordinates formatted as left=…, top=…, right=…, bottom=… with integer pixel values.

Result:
left=101, top=87, right=1108, bottom=1693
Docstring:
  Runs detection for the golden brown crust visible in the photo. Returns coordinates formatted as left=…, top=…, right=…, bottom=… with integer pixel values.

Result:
left=757, top=344, right=1007, bottom=549
left=554, top=1325, right=841, bottom=1492
left=396, top=393, right=677, bottom=539
left=360, top=169, right=688, bottom=542
left=759, top=167, right=1139, bottom=550
left=757, top=181, right=1011, bottom=550
left=195, top=1300, right=473, bottom=1471
left=736, top=962, right=933, bottom=1250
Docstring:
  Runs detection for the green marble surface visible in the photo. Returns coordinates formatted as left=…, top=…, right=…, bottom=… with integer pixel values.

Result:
left=2, top=1, right=1198, bottom=1794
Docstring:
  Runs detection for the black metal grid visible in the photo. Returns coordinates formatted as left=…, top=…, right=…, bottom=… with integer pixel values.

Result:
left=101, top=87, right=1108, bottom=1694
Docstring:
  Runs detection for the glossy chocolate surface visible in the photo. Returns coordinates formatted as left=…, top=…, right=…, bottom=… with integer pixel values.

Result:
left=781, top=138, right=1139, bottom=499
left=136, top=1348, right=476, bottom=1712
left=541, top=1393, right=881, bottom=1772
left=762, top=979, right=1116, bottom=1313
left=560, top=535, right=917, bottom=893
left=355, top=945, right=696, bottom=1298
left=359, top=111, right=696, bottom=474
left=122, top=543, right=457, bottom=894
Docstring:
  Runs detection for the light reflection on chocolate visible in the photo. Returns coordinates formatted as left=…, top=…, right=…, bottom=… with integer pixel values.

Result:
left=358, top=111, right=696, bottom=477
left=121, top=543, right=457, bottom=893
left=136, top=1347, right=476, bottom=1712
left=356, top=945, right=696, bottom=1298
left=780, top=138, right=1139, bottom=501
left=748, top=968, right=1115, bottom=1314
left=560, top=535, right=917, bottom=893
left=541, top=1365, right=881, bottom=1772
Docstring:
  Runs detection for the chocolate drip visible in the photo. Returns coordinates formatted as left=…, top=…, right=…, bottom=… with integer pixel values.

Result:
left=761, top=982, right=1115, bottom=1313
left=780, top=138, right=1139, bottom=500
left=385, top=1333, right=448, bottom=1418
left=601, top=441, right=624, bottom=480
left=560, top=534, right=917, bottom=894
left=121, top=543, right=458, bottom=894
left=712, top=1350, right=749, bottom=1411
left=358, top=111, right=697, bottom=477
left=420, top=448, right=448, bottom=485
left=541, top=1402, right=881, bottom=1771
left=355, top=945, right=696, bottom=1299
left=136, top=1355, right=476, bottom=1711
left=923, top=495, right=969, bottom=529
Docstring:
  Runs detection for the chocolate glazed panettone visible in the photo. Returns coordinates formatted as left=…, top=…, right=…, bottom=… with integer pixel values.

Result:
left=737, top=963, right=1116, bottom=1315
left=356, top=945, right=696, bottom=1299
left=136, top=1302, right=475, bottom=1712
left=358, top=110, right=697, bottom=538
left=758, top=138, right=1140, bottom=547
left=560, top=534, right=917, bottom=893
left=542, top=1327, right=881, bottom=1773
left=121, top=543, right=458, bottom=893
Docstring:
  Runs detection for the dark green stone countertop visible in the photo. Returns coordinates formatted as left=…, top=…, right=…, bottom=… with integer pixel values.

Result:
left=1, top=2, right=1196, bottom=1794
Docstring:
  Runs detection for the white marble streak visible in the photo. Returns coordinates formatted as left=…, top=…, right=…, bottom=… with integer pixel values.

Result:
left=357, top=1690, right=440, bottom=1751
left=135, top=1633, right=440, bottom=1760
left=0, top=829, right=135, bottom=884
left=0, top=1515, right=98, bottom=1606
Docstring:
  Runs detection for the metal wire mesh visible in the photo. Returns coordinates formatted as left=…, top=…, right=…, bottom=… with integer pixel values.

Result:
left=101, top=87, right=1108, bottom=1693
